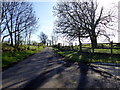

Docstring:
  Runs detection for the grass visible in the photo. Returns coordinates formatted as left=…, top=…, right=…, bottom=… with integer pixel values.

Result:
left=74, top=45, right=120, bottom=54
left=94, top=49, right=120, bottom=54
left=2, top=46, right=44, bottom=68
left=90, top=54, right=120, bottom=64
left=82, top=44, right=91, bottom=47
left=54, top=48, right=120, bottom=64
left=82, top=48, right=120, bottom=54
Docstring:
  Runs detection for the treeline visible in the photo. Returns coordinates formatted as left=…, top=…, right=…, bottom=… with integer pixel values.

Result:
left=53, top=0, right=116, bottom=51
left=1, top=2, right=38, bottom=49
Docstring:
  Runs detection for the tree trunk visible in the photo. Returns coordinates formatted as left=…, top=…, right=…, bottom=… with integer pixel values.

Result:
left=78, top=36, right=82, bottom=52
left=15, top=31, right=17, bottom=47
left=10, top=13, right=14, bottom=47
left=10, top=33, right=13, bottom=46
left=91, top=37, right=97, bottom=48
left=17, top=33, right=20, bottom=47
left=28, top=31, right=31, bottom=45
left=25, top=30, right=27, bottom=45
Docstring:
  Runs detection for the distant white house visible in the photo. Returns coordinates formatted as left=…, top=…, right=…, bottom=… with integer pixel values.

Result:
left=118, top=1, right=120, bottom=43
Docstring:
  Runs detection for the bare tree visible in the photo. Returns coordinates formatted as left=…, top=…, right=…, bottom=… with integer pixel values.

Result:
left=53, top=0, right=115, bottom=49
left=1, top=2, right=38, bottom=49
left=38, top=32, right=48, bottom=45
left=51, top=32, right=58, bottom=45
left=53, top=2, right=89, bottom=51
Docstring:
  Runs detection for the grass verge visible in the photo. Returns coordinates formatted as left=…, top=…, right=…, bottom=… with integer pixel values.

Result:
left=53, top=48, right=120, bottom=64
left=2, top=46, right=44, bottom=68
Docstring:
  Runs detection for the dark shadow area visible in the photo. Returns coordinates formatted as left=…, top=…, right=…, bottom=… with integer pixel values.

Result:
left=21, top=61, right=72, bottom=90
left=77, top=62, right=89, bottom=89
left=2, top=78, right=34, bottom=90
left=2, top=59, right=71, bottom=89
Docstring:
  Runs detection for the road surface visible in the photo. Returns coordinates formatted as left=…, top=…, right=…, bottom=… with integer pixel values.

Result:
left=2, top=47, right=120, bottom=89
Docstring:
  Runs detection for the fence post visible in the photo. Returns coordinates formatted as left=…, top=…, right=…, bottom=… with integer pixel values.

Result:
left=110, top=41, right=113, bottom=56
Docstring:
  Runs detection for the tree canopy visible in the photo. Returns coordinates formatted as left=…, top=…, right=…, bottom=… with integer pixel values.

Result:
left=1, top=2, right=38, bottom=48
left=53, top=0, right=115, bottom=49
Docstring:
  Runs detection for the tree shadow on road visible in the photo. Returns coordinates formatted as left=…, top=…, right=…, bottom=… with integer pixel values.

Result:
left=77, top=62, right=89, bottom=89
left=22, top=61, right=72, bottom=90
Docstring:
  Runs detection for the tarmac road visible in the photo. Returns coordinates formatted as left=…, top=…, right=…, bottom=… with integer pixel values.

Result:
left=2, top=47, right=120, bottom=89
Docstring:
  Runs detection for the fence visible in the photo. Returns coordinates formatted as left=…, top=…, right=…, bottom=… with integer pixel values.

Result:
left=80, top=42, right=120, bottom=55
left=57, top=42, right=120, bottom=55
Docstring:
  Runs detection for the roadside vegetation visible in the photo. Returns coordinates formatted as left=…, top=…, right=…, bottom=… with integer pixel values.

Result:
left=78, top=44, right=120, bottom=54
left=2, top=44, right=45, bottom=68
left=53, top=45, right=120, bottom=64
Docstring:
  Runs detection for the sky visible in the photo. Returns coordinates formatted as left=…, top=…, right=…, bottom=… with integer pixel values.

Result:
left=31, top=2, right=56, bottom=42
left=31, top=0, right=119, bottom=44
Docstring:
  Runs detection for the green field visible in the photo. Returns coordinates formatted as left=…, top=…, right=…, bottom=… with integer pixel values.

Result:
left=53, top=48, right=120, bottom=64
left=94, top=49, right=120, bottom=54
left=2, top=45, right=44, bottom=68
left=74, top=44, right=120, bottom=54
left=81, top=48, right=120, bottom=54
